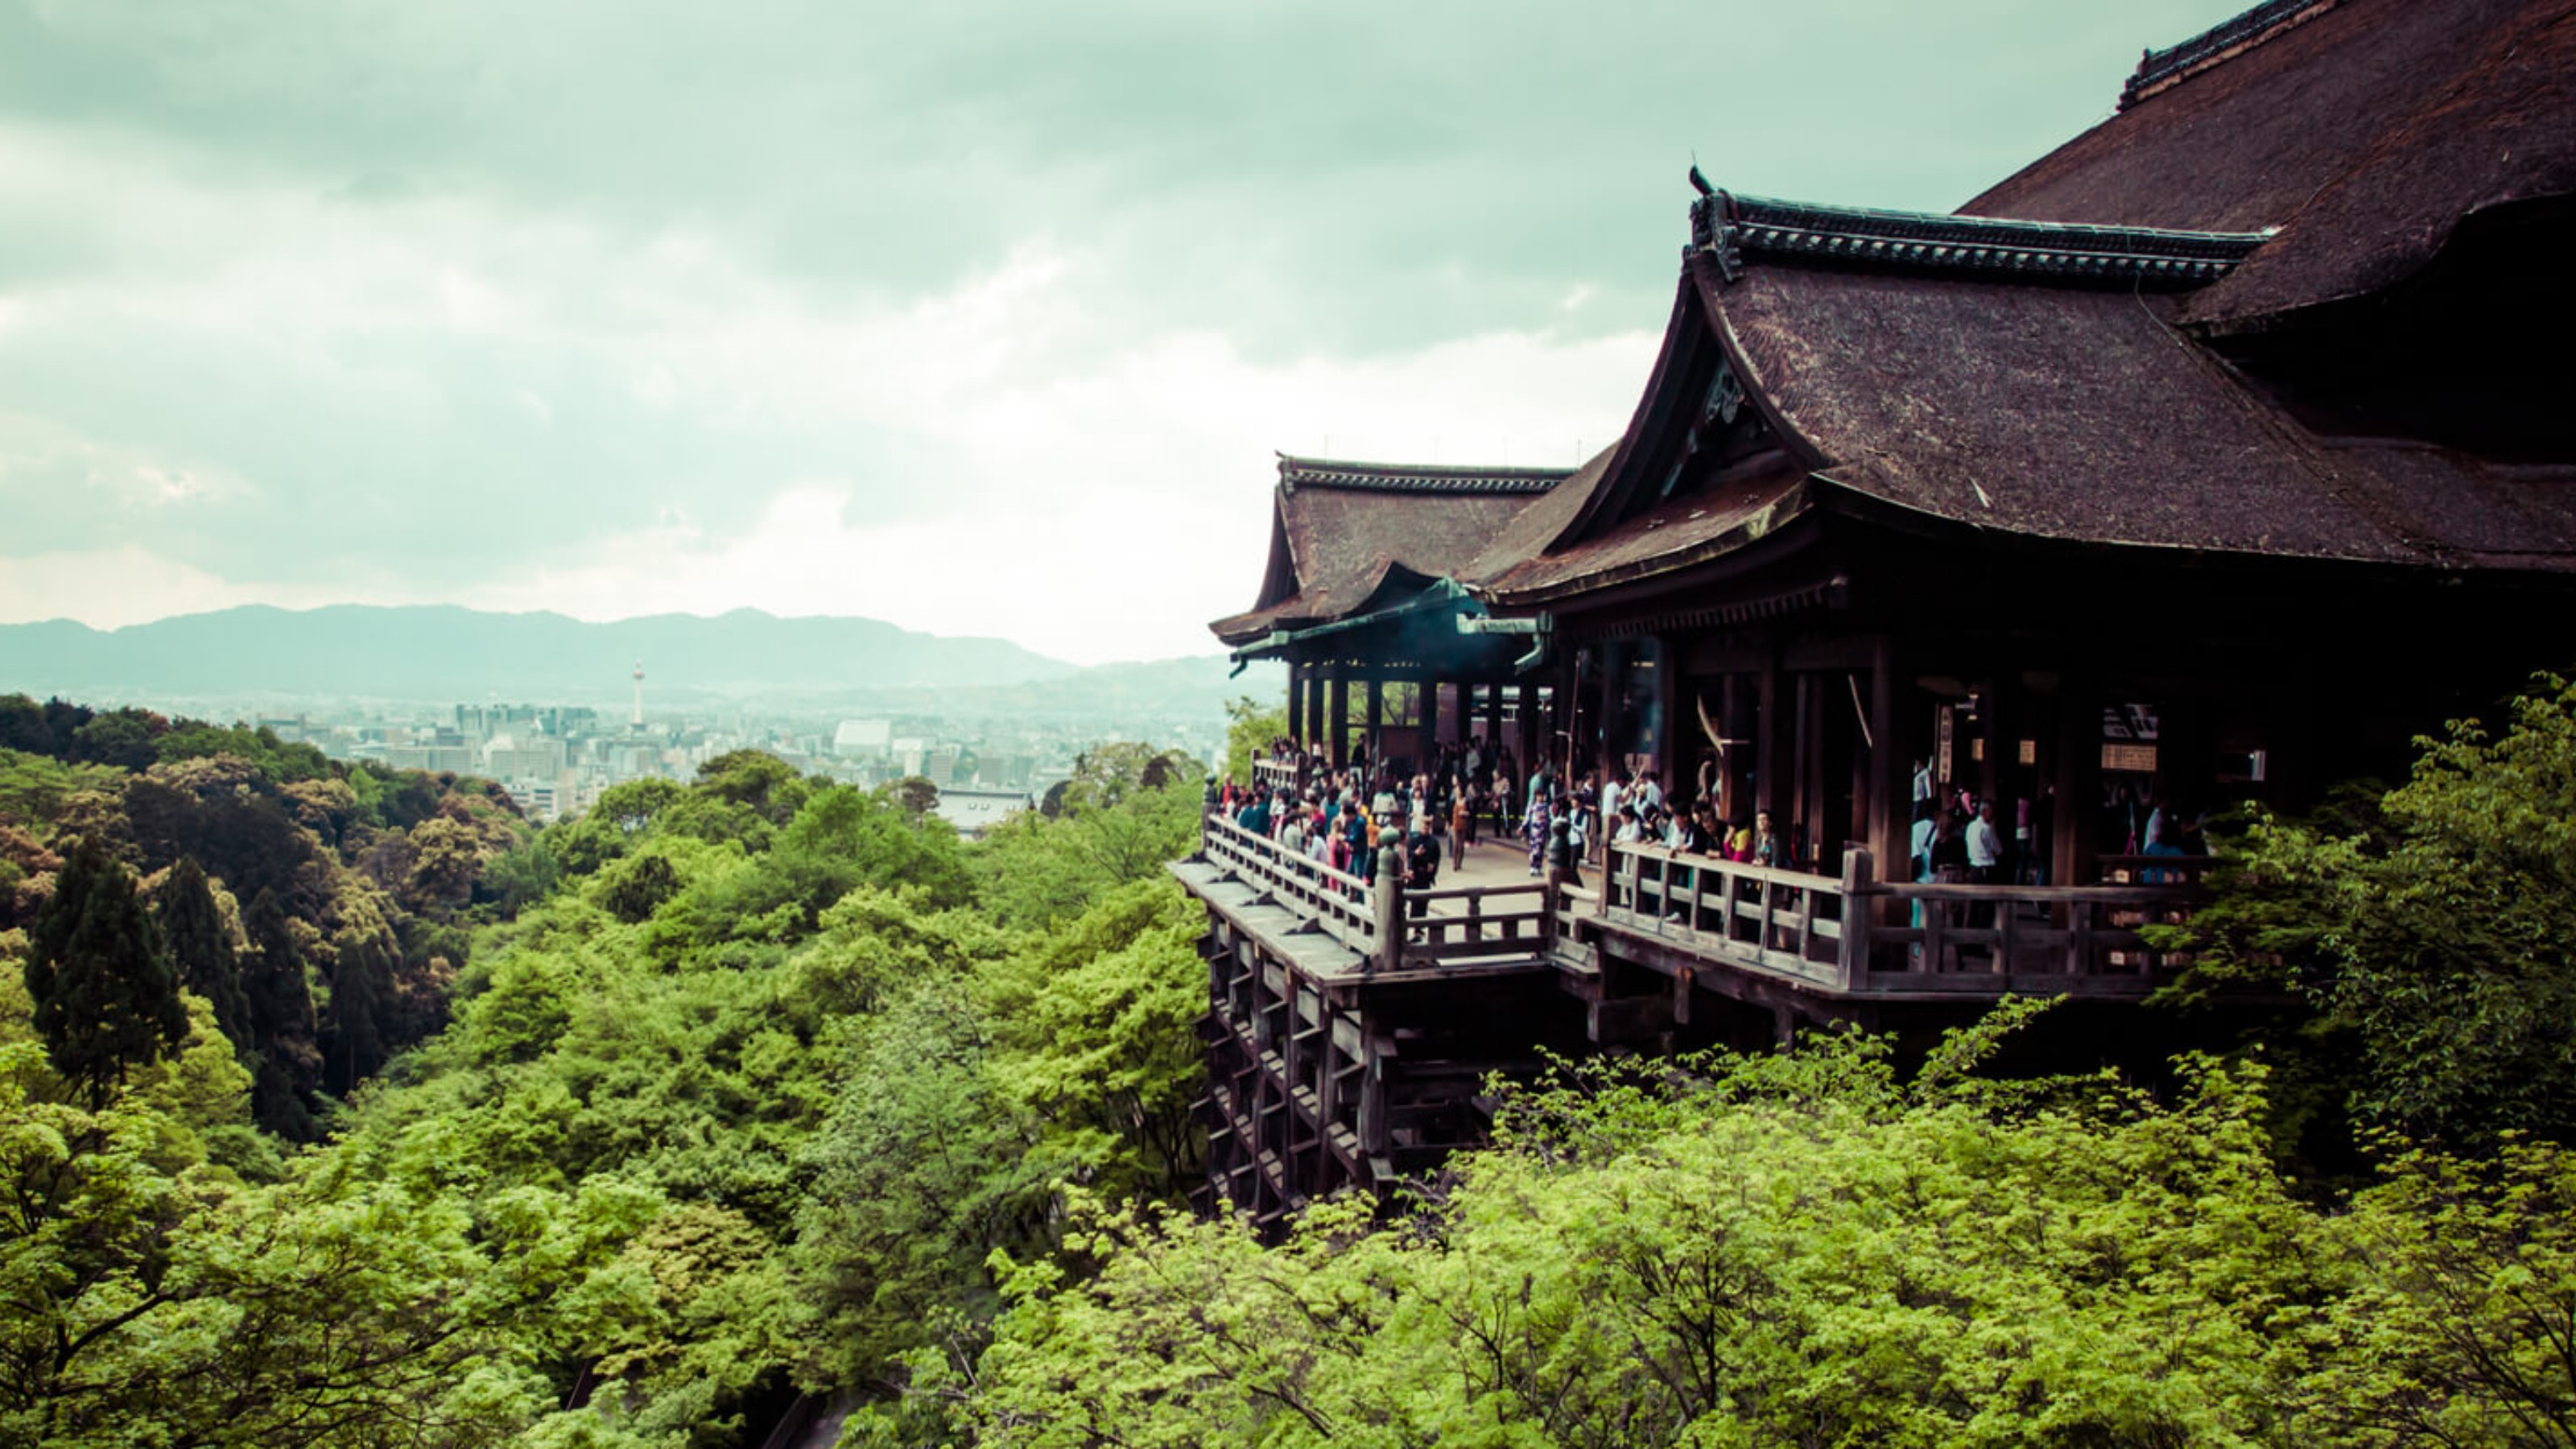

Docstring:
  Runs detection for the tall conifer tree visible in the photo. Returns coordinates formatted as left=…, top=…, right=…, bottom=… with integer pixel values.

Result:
left=324, top=928, right=391, bottom=1096
left=155, top=855, right=250, bottom=1051
left=25, top=837, right=188, bottom=1106
left=242, top=888, right=320, bottom=1138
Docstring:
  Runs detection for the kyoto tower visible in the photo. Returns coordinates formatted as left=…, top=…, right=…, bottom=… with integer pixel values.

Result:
left=630, top=661, right=645, bottom=730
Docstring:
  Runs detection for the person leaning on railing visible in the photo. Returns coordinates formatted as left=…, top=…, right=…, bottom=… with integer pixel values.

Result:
left=1405, top=815, right=1441, bottom=939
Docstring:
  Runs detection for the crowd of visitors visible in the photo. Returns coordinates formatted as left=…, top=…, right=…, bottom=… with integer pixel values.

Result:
left=1222, top=737, right=1823, bottom=900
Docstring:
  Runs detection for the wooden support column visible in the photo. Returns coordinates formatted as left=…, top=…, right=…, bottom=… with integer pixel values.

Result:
left=1868, top=638, right=1902, bottom=882
left=2054, top=674, right=2092, bottom=887
left=1504, top=680, right=1525, bottom=783
left=1791, top=671, right=1815, bottom=865
left=1328, top=672, right=1349, bottom=770
left=1977, top=663, right=2005, bottom=809
left=1757, top=641, right=1785, bottom=824
left=1419, top=677, right=1440, bottom=769
left=1649, top=634, right=1678, bottom=789
left=1483, top=681, right=1505, bottom=763
left=1306, top=664, right=1326, bottom=758
left=1286, top=666, right=1307, bottom=752
left=1364, top=676, right=1384, bottom=771
left=1720, top=673, right=1749, bottom=824
left=1587, top=642, right=1607, bottom=783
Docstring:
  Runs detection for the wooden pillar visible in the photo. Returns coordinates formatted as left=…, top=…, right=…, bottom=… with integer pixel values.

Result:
left=1587, top=642, right=1607, bottom=783
left=1307, top=665, right=1326, bottom=757
left=1757, top=642, right=1785, bottom=824
left=1364, top=677, right=1383, bottom=770
left=1790, top=672, right=1815, bottom=866
left=1978, top=670, right=2005, bottom=809
left=1720, top=673, right=1750, bottom=824
left=1328, top=672, right=1348, bottom=770
left=1483, top=681, right=1505, bottom=763
left=1649, top=635, right=1678, bottom=791
left=1286, top=665, right=1307, bottom=752
left=1419, top=677, right=1441, bottom=768
left=2054, top=675, right=2093, bottom=886
left=1517, top=680, right=1540, bottom=783
left=1867, top=638, right=1902, bottom=882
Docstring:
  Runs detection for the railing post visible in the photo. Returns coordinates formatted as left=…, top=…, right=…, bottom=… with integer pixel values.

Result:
left=1541, top=865, right=1563, bottom=954
left=1374, top=842, right=1405, bottom=974
left=1837, top=848, right=1872, bottom=991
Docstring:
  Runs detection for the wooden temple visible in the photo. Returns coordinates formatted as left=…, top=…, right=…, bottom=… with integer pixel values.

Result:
left=1212, top=455, right=1575, bottom=783
left=1178, top=0, right=2576, bottom=1224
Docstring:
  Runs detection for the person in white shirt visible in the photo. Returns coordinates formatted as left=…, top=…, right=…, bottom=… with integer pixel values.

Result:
left=1965, top=801, right=2004, bottom=882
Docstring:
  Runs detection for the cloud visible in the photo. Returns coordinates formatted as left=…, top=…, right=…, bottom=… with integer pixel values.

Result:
left=0, top=0, right=2260, bottom=662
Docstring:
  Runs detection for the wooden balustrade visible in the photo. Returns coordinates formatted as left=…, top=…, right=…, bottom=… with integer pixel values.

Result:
left=1200, top=810, right=1559, bottom=973
left=1250, top=758, right=1305, bottom=795
left=1201, top=815, right=2210, bottom=999
left=1201, top=812, right=1378, bottom=957
left=1596, top=842, right=2209, bottom=996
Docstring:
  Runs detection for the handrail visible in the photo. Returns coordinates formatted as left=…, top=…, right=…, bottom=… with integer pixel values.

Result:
left=1596, top=840, right=2207, bottom=993
left=1199, top=809, right=1576, bottom=974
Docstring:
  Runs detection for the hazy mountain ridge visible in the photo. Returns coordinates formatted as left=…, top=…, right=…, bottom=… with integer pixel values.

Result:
left=0, top=604, right=1084, bottom=702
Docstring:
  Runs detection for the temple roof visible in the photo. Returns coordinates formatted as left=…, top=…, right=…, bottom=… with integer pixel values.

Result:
left=1690, top=189, right=2271, bottom=290
left=1209, top=455, right=1571, bottom=646
left=1468, top=213, right=2576, bottom=605
left=1224, top=0, right=2576, bottom=627
left=1965, top=0, right=2576, bottom=326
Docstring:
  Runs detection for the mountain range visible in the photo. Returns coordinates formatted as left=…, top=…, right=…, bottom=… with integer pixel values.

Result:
left=0, top=605, right=1092, bottom=704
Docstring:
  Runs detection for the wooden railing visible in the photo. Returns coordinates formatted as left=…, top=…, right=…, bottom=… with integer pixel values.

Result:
left=1199, top=811, right=1563, bottom=974
left=1594, top=843, right=2212, bottom=997
left=1195, top=815, right=2212, bottom=999
left=1201, top=812, right=1378, bottom=956
left=1251, top=758, right=1305, bottom=795
left=1600, top=845, right=1860, bottom=990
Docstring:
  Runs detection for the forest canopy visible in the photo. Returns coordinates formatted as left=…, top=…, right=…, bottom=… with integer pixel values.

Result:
left=4, top=686, right=2574, bottom=1448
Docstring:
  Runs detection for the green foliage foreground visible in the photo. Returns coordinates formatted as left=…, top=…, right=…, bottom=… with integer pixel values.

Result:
left=958, top=1005, right=2576, bottom=1449
left=2, top=744, right=1212, bottom=1449
left=2169, top=674, right=2576, bottom=1149
left=10, top=699, right=2576, bottom=1449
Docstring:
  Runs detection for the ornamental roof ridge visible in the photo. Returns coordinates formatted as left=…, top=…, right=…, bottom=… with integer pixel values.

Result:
left=2120, top=0, right=2341, bottom=111
left=1275, top=452, right=1575, bottom=496
left=1685, top=180, right=2276, bottom=289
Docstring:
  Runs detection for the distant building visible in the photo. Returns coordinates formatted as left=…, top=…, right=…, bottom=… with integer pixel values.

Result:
left=931, top=787, right=1033, bottom=839
left=832, top=719, right=894, bottom=758
left=483, top=732, right=568, bottom=782
left=385, top=744, right=476, bottom=774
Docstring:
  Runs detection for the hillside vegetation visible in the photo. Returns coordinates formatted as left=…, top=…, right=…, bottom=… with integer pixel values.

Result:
left=4, top=685, right=2574, bottom=1448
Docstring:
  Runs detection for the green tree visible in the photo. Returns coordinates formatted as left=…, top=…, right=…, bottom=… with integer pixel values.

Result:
left=24, top=837, right=188, bottom=1106
left=1223, top=694, right=1288, bottom=785
left=324, top=927, right=397, bottom=1096
left=153, top=856, right=250, bottom=1051
left=2176, top=674, right=2576, bottom=1146
left=241, top=889, right=320, bottom=1139
left=893, top=774, right=940, bottom=820
left=695, top=749, right=805, bottom=822
left=972, top=771, right=1200, bottom=931
left=599, top=851, right=683, bottom=925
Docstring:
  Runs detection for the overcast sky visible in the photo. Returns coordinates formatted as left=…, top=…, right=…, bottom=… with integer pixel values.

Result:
left=0, top=0, right=2249, bottom=664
